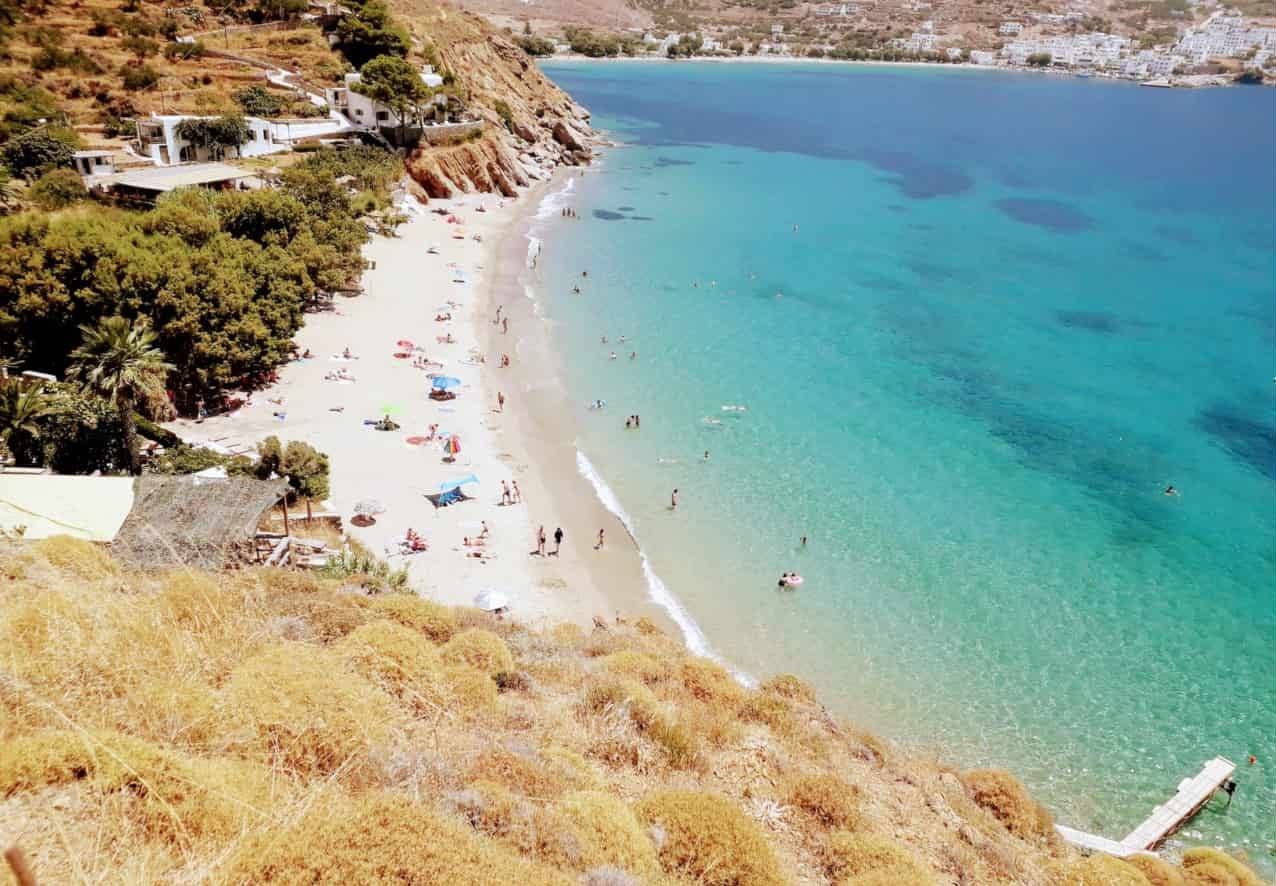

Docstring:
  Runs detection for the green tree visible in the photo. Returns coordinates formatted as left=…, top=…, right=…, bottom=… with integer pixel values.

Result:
left=256, top=435, right=329, bottom=500
left=0, top=381, right=53, bottom=464
left=1027, top=52, right=1052, bottom=67
left=354, top=54, right=428, bottom=139
left=175, top=115, right=250, bottom=156
left=28, top=167, right=87, bottom=209
left=68, top=316, right=172, bottom=474
left=120, top=62, right=160, bottom=91
left=120, top=34, right=158, bottom=60
left=1, top=127, right=76, bottom=178
left=234, top=84, right=285, bottom=117
left=335, top=1, right=409, bottom=68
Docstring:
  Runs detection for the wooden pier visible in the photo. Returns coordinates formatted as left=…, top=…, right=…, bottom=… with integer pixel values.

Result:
left=1056, top=757, right=1237, bottom=858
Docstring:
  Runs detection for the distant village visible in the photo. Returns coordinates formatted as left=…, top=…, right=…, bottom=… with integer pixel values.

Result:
left=544, top=2, right=1275, bottom=87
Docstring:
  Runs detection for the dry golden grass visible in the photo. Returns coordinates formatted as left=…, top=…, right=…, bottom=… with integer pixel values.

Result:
left=367, top=592, right=458, bottom=643
left=1127, top=853, right=1188, bottom=886
left=442, top=627, right=516, bottom=674
left=760, top=672, right=817, bottom=703
left=222, top=643, right=400, bottom=778
left=636, top=790, right=785, bottom=886
left=1180, top=849, right=1264, bottom=886
left=961, top=768, right=1057, bottom=844
left=787, top=772, right=862, bottom=830
left=220, top=792, right=572, bottom=885
left=1, top=541, right=1263, bottom=886
left=822, top=831, right=935, bottom=885
left=1063, top=854, right=1155, bottom=886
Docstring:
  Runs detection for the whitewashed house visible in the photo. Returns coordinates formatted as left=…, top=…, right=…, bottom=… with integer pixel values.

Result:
left=135, top=113, right=349, bottom=167
left=324, top=65, right=445, bottom=131
left=72, top=150, right=115, bottom=178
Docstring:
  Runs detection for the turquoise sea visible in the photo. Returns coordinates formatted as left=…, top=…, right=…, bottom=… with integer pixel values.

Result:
left=534, top=61, right=1276, bottom=864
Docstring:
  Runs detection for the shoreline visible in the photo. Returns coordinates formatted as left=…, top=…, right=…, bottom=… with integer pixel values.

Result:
left=165, top=178, right=661, bottom=631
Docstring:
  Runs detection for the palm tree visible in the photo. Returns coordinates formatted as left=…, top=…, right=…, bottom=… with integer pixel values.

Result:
left=68, top=316, right=173, bottom=475
left=0, top=381, right=54, bottom=465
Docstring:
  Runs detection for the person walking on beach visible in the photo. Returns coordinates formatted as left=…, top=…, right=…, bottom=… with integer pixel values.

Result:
left=502, top=317, right=509, bottom=335
left=512, top=481, right=522, bottom=503
left=595, top=529, right=605, bottom=550
left=552, top=526, right=563, bottom=556
left=670, top=488, right=679, bottom=510
left=501, top=480, right=513, bottom=506
left=495, top=305, right=503, bottom=326
left=536, top=525, right=546, bottom=556
left=497, top=391, right=505, bottom=412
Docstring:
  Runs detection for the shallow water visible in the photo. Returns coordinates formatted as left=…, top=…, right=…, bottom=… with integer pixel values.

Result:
left=534, top=61, right=1276, bottom=864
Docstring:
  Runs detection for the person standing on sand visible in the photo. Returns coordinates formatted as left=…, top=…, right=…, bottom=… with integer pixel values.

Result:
left=671, top=488, right=679, bottom=510
left=553, top=526, right=563, bottom=556
left=502, top=317, right=509, bottom=335
left=502, top=481, right=512, bottom=506
left=512, top=481, right=522, bottom=503
left=595, top=529, right=605, bottom=550
left=495, top=305, right=503, bottom=326
left=480, top=521, right=490, bottom=539
left=497, top=391, right=505, bottom=412
left=536, top=525, right=546, bottom=556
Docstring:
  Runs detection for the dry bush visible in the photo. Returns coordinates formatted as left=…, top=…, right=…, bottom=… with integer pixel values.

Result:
left=1127, top=854, right=1187, bottom=886
left=442, top=628, right=515, bottom=674
left=547, top=622, right=587, bottom=647
left=602, top=650, right=669, bottom=686
left=1062, top=854, right=1154, bottom=886
left=538, top=746, right=603, bottom=792
left=266, top=589, right=369, bottom=642
left=677, top=658, right=744, bottom=708
left=585, top=679, right=662, bottom=731
left=1180, top=849, right=1263, bottom=886
left=557, top=791, right=659, bottom=877
left=447, top=778, right=521, bottom=834
left=960, top=769, right=1056, bottom=843
left=258, top=568, right=323, bottom=596
left=636, top=790, right=784, bottom=886
left=468, top=746, right=564, bottom=799
left=821, top=831, right=935, bottom=885
left=760, top=673, right=817, bottom=703
left=647, top=717, right=702, bottom=771
left=336, top=619, right=443, bottom=698
left=740, top=690, right=798, bottom=736
left=221, top=643, right=400, bottom=778
left=787, top=772, right=862, bottom=830
left=440, top=664, right=499, bottom=713
left=634, top=616, right=662, bottom=636
left=0, top=729, right=272, bottom=844
left=367, top=593, right=457, bottom=643
left=31, top=536, right=117, bottom=580
left=221, top=792, right=572, bottom=884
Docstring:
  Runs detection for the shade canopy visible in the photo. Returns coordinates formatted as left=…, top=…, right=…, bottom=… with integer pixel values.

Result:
left=474, top=589, right=509, bottom=612
left=431, top=376, right=461, bottom=390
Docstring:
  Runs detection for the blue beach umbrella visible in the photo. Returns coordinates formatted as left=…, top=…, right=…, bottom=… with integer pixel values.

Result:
left=431, top=376, right=461, bottom=390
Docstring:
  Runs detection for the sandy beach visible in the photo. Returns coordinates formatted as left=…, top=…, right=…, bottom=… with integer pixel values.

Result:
left=168, top=178, right=662, bottom=631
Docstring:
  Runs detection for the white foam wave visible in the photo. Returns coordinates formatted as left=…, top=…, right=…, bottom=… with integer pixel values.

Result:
left=534, top=176, right=576, bottom=221
left=576, top=449, right=753, bottom=686
left=525, top=236, right=541, bottom=269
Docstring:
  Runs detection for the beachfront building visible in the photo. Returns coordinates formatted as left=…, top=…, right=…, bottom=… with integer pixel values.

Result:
left=324, top=65, right=446, bottom=132
left=968, top=50, right=997, bottom=65
left=1172, top=11, right=1276, bottom=63
left=999, top=22, right=1023, bottom=36
left=1002, top=32, right=1131, bottom=68
left=133, top=114, right=348, bottom=167
left=92, top=162, right=258, bottom=206
left=72, top=150, right=115, bottom=179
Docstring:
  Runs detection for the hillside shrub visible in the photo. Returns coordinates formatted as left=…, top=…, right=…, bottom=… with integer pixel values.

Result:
left=366, top=593, right=456, bottom=643
left=636, top=791, right=784, bottom=886
left=821, top=831, right=934, bottom=884
left=961, top=769, right=1055, bottom=842
left=222, top=643, right=399, bottom=777
left=224, top=793, right=571, bottom=883
left=558, top=791, right=659, bottom=876
left=1180, top=848, right=1262, bottom=886
left=787, top=773, right=862, bottom=829
left=1063, top=854, right=1154, bottom=886
left=1, top=127, right=76, bottom=178
left=28, top=167, right=86, bottom=209
left=441, top=628, right=514, bottom=674
left=1126, top=854, right=1186, bottom=886
left=119, top=63, right=160, bottom=91
left=336, top=619, right=442, bottom=697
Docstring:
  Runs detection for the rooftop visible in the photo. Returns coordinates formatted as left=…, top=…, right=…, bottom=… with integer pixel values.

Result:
left=108, top=162, right=254, bottom=193
left=0, top=474, right=135, bottom=542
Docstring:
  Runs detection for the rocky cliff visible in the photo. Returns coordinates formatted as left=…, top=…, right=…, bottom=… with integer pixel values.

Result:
left=391, top=0, right=595, bottom=198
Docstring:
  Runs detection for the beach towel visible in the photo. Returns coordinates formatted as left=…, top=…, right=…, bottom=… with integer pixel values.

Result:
left=425, top=486, right=474, bottom=508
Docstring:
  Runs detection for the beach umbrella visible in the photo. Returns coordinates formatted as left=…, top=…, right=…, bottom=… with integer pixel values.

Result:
left=474, top=589, right=509, bottom=612
left=439, top=474, right=478, bottom=490
left=443, top=435, right=461, bottom=456
left=431, top=376, right=461, bottom=390
left=354, top=499, right=385, bottom=516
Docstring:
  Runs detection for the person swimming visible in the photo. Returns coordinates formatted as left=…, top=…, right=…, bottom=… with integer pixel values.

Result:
left=1164, top=485, right=1178, bottom=496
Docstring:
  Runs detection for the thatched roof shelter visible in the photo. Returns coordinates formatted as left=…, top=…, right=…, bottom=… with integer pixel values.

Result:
left=112, top=474, right=289, bottom=570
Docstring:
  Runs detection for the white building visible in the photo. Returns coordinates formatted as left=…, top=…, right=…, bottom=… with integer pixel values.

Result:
left=72, top=150, right=115, bottom=178
left=771, top=24, right=784, bottom=35
left=999, top=21, right=1023, bottom=36
left=134, top=113, right=347, bottom=166
left=324, top=65, right=445, bottom=130
left=969, top=50, right=997, bottom=65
